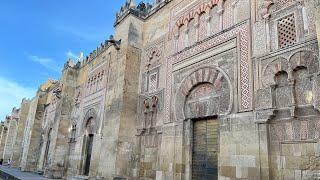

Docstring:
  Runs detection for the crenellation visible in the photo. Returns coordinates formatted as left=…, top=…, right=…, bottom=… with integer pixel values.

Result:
left=115, top=0, right=172, bottom=26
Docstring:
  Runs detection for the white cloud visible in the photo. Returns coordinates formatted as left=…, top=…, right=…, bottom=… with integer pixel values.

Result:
left=0, top=77, right=36, bottom=121
left=55, top=25, right=107, bottom=42
left=66, top=50, right=79, bottom=60
left=26, top=53, right=61, bottom=73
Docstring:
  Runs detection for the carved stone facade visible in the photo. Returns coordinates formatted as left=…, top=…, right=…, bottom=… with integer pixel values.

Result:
left=1, top=0, right=320, bottom=179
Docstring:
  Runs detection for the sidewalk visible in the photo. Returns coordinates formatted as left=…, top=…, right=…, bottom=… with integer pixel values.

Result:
left=0, top=166, right=48, bottom=180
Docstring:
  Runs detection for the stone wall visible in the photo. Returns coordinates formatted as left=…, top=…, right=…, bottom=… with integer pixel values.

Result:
left=253, top=1, right=320, bottom=179
left=315, top=0, right=320, bottom=53
left=0, top=122, right=8, bottom=160
left=12, top=99, right=30, bottom=167
left=2, top=111, right=18, bottom=162
left=66, top=43, right=119, bottom=178
left=1, top=0, right=319, bottom=179
left=20, top=80, right=54, bottom=172
left=38, top=64, right=78, bottom=178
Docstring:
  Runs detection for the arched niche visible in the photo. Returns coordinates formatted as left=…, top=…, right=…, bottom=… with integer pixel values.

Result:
left=263, top=50, right=319, bottom=88
left=174, top=67, right=232, bottom=121
left=262, top=57, right=289, bottom=87
left=260, top=50, right=319, bottom=109
left=80, top=108, right=98, bottom=176
left=82, top=108, right=98, bottom=135
left=85, top=118, right=94, bottom=135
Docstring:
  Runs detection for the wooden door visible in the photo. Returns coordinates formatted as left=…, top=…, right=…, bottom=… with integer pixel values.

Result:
left=84, top=134, right=94, bottom=176
left=192, top=119, right=219, bottom=180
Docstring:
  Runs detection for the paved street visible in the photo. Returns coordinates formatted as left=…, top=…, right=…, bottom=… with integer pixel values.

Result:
left=0, top=166, right=47, bottom=180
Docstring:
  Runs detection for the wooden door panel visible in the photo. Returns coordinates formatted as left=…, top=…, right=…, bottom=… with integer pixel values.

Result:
left=192, top=119, right=219, bottom=180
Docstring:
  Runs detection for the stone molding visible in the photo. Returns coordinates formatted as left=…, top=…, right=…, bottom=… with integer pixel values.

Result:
left=164, top=22, right=252, bottom=123
left=254, top=109, right=275, bottom=124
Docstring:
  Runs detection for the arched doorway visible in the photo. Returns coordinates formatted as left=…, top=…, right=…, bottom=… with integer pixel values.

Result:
left=43, top=128, right=52, bottom=167
left=186, top=83, right=220, bottom=179
left=175, top=67, right=232, bottom=180
left=82, top=117, right=94, bottom=176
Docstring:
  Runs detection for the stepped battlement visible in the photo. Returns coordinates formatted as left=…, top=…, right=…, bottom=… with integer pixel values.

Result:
left=114, top=0, right=172, bottom=26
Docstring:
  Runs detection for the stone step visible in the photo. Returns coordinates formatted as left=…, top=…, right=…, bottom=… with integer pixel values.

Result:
left=70, top=175, right=89, bottom=180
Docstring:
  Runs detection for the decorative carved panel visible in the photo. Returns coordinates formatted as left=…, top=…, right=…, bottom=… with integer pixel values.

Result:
left=185, top=83, right=214, bottom=118
left=189, top=19, right=197, bottom=45
left=223, top=0, right=234, bottom=29
left=269, top=118, right=320, bottom=142
left=293, top=67, right=313, bottom=106
left=272, top=0, right=296, bottom=12
left=178, top=25, right=186, bottom=52
left=138, top=90, right=164, bottom=129
left=86, top=69, right=106, bottom=96
left=148, top=73, right=158, bottom=93
left=165, top=22, right=251, bottom=123
left=255, top=87, right=273, bottom=110
left=199, top=14, right=208, bottom=41
left=142, top=67, right=160, bottom=94
left=274, top=71, right=292, bottom=108
left=175, top=67, right=232, bottom=121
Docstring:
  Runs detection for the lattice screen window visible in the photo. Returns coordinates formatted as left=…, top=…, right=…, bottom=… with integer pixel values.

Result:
left=277, top=14, right=297, bottom=48
left=148, top=73, right=158, bottom=93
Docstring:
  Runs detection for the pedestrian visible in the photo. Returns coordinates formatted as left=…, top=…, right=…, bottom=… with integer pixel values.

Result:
left=0, top=158, right=3, bottom=165
left=7, top=159, right=11, bottom=167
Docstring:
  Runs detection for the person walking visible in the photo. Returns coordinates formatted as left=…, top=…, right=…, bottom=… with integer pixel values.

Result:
left=7, top=159, right=11, bottom=167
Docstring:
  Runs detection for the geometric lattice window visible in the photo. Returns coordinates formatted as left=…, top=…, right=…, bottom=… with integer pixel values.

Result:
left=148, top=73, right=158, bottom=93
left=277, top=14, right=297, bottom=48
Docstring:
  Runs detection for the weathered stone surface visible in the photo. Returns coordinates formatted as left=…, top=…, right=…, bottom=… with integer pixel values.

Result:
left=1, top=0, right=320, bottom=179
left=11, top=99, right=30, bottom=167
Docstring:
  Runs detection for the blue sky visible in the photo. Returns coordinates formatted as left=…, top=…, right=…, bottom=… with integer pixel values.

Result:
left=0, top=0, right=151, bottom=120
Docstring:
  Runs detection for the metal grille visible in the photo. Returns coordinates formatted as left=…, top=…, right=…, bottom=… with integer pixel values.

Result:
left=278, top=14, right=297, bottom=48
left=192, top=119, right=219, bottom=180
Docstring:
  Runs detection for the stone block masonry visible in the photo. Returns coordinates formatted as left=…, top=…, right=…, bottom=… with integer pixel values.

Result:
left=1, top=0, right=320, bottom=179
